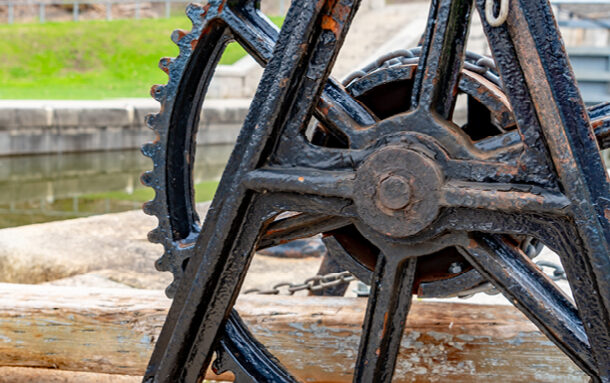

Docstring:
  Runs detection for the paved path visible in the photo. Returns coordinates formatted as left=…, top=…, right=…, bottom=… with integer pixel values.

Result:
left=332, top=2, right=430, bottom=78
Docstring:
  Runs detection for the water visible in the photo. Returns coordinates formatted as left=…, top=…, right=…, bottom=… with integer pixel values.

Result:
left=1, top=145, right=607, bottom=230
left=0, top=145, right=233, bottom=229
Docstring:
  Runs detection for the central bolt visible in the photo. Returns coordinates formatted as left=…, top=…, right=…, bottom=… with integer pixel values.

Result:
left=378, top=175, right=412, bottom=210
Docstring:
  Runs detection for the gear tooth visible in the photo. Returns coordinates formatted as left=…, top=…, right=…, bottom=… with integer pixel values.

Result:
left=148, top=227, right=164, bottom=244
left=186, top=2, right=205, bottom=21
left=158, top=57, right=173, bottom=75
left=155, top=257, right=167, bottom=272
left=165, top=278, right=179, bottom=298
left=171, top=29, right=189, bottom=44
left=150, top=84, right=166, bottom=102
left=142, top=200, right=157, bottom=216
left=141, top=142, right=158, bottom=158
left=145, top=113, right=159, bottom=129
left=140, top=170, right=156, bottom=187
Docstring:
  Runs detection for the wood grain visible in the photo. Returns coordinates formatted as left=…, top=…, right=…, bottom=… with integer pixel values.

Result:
left=0, top=283, right=588, bottom=382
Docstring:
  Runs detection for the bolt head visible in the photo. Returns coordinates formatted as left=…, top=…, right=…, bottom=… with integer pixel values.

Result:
left=449, top=262, right=463, bottom=274
left=378, top=175, right=412, bottom=210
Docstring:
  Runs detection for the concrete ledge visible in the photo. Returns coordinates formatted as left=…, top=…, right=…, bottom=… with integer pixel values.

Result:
left=0, top=98, right=250, bottom=156
left=207, top=56, right=263, bottom=99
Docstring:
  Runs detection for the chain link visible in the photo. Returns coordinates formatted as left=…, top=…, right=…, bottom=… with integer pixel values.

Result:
left=536, top=260, right=567, bottom=281
left=244, top=271, right=356, bottom=295
left=245, top=259, right=566, bottom=297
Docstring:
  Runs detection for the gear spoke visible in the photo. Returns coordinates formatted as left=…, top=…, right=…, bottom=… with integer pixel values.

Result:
left=411, top=0, right=473, bottom=118
left=266, top=192, right=358, bottom=218
left=220, top=1, right=376, bottom=148
left=458, top=234, right=597, bottom=376
left=244, top=167, right=356, bottom=201
left=440, top=181, right=571, bottom=215
left=270, top=1, right=361, bottom=161
left=477, top=1, right=610, bottom=377
left=354, top=253, right=417, bottom=383
left=259, top=213, right=351, bottom=250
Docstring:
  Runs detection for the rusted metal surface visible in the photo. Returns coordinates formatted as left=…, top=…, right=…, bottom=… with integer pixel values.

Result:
left=141, top=0, right=610, bottom=381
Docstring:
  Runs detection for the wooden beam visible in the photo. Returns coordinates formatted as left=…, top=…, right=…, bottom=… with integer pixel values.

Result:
left=0, top=283, right=588, bottom=382
left=0, top=367, right=139, bottom=383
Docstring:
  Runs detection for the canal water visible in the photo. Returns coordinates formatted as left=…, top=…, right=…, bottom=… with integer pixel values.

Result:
left=0, top=144, right=233, bottom=229
left=1, top=145, right=608, bottom=230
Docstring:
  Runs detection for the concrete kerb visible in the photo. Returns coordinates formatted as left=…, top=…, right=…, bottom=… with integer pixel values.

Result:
left=0, top=98, right=251, bottom=156
left=0, top=52, right=262, bottom=156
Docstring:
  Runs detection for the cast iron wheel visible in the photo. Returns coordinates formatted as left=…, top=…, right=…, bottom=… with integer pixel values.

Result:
left=310, top=48, right=545, bottom=298
left=141, top=0, right=610, bottom=381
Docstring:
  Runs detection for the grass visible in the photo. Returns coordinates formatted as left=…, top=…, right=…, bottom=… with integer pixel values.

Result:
left=0, top=15, right=283, bottom=99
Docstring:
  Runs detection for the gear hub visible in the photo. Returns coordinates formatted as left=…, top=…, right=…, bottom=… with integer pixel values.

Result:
left=355, top=145, right=443, bottom=238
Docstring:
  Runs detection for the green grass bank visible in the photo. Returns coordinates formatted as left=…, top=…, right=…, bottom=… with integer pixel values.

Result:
left=0, top=16, right=282, bottom=100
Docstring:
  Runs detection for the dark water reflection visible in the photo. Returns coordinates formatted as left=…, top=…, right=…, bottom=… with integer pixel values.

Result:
left=0, top=145, right=233, bottom=229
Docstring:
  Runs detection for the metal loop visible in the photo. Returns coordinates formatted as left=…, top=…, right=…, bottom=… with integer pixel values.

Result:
left=485, top=0, right=509, bottom=27
left=464, top=61, right=488, bottom=75
left=536, top=261, right=567, bottom=281
left=272, top=282, right=295, bottom=295
left=476, top=57, right=497, bottom=72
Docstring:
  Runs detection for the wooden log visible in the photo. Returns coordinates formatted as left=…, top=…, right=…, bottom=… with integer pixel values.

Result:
left=0, top=283, right=588, bottom=382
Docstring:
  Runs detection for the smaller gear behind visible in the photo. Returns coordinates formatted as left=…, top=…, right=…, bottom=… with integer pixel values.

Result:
left=308, top=48, right=542, bottom=299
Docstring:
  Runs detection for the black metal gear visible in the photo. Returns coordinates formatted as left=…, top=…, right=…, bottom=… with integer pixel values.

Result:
left=142, top=0, right=610, bottom=382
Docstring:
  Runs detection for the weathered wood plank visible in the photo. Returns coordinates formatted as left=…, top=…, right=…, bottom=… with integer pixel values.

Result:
left=0, top=283, right=588, bottom=382
left=0, top=367, right=140, bottom=383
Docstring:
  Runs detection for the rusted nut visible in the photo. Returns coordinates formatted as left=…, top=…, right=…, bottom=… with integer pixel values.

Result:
left=378, top=175, right=412, bottom=210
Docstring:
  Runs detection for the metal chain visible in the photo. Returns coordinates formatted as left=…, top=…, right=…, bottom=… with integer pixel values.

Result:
left=536, top=260, right=568, bottom=281
left=244, top=271, right=356, bottom=295
left=245, top=259, right=566, bottom=296
left=342, top=47, right=500, bottom=88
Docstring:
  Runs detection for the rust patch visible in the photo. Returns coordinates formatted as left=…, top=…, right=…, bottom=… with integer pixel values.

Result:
left=150, top=85, right=161, bottom=98
left=330, top=1, right=352, bottom=24
left=321, top=15, right=340, bottom=37
left=383, top=311, right=389, bottom=334
left=279, top=78, right=289, bottom=88
left=468, top=239, right=478, bottom=249
left=158, top=58, right=171, bottom=74
left=174, top=29, right=188, bottom=42
left=190, top=38, right=199, bottom=51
